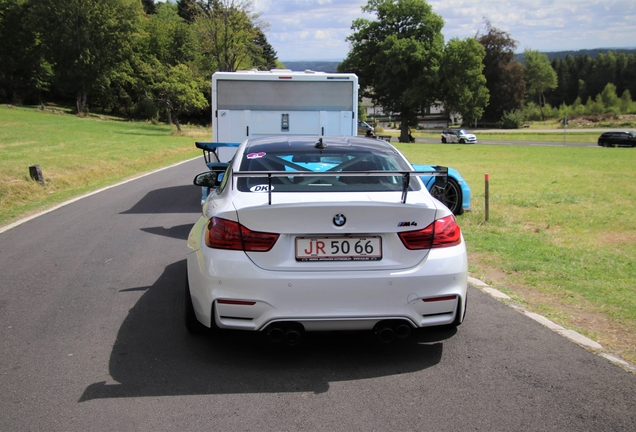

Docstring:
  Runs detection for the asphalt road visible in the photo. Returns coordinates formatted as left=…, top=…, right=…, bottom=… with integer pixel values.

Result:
left=1, top=158, right=635, bottom=431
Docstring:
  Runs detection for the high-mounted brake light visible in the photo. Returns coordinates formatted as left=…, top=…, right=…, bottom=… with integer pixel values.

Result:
left=205, top=217, right=279, bottom=251
left=398, top=216, right=461, bottom=250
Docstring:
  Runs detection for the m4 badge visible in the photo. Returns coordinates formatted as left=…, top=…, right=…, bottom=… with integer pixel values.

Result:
left=397, top=221, right=417, bottom=227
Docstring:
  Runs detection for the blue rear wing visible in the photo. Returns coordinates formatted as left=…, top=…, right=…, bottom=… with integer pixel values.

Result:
left=196, top=141, right=240, bottom=168
left=195, top=141, right=241, bottom=151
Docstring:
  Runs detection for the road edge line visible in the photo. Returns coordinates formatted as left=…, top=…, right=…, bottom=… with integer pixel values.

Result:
left=0, top=157, right=199, bottom=235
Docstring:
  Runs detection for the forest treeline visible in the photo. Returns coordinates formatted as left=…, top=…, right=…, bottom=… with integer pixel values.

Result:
left=0, top=0, right=280, bottom=129
left=1, top=0, right=635, bottom=128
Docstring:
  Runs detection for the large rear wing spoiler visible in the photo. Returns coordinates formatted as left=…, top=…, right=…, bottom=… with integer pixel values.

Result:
left=232, top=167, right=448, bottom=205
left=196, top=141, right=240, bottom=168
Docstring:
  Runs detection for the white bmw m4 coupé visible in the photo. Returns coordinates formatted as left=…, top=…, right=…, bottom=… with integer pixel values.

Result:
left=186, top=136, right=468, bottom=345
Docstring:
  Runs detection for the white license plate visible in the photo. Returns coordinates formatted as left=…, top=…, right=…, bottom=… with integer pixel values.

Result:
left=295, top=236, right=382, bottom=261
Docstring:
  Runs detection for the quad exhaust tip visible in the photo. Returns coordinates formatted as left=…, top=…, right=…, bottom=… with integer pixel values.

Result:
left=374, top=320, right=413, bottom=343
left=267, top=323, right=304, bottom=346
left=266, top=320, right=413, bottom=345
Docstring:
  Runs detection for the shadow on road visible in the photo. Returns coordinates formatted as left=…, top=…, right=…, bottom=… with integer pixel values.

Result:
left=80, top=260, right=453, bottom=401
left=140, top=224, right=193, bottom=240
left=121, top=185, right=201, bottom=214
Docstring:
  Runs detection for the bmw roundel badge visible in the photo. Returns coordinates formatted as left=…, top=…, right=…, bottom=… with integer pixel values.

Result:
left=333, top=214, right=346, bottom=227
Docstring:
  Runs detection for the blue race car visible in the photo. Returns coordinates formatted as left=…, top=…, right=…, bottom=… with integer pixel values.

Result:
left=196, top=141, right=471, bottom=215
left=414, top=164, right=471, bottom=215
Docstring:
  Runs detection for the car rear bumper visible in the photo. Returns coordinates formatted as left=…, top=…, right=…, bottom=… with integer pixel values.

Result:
left=186, top=242, right=468, bottom=332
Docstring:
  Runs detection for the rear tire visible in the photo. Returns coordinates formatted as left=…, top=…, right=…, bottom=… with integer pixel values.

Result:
left=437, top=178, right=463, bottom=215
left=441, top=137, right=447, bottom=143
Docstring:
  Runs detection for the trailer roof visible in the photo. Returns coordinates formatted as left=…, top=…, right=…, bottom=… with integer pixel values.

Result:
left=212, top=70, right=357, bottom=82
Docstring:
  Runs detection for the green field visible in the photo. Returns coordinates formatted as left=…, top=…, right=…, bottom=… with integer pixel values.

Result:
left=0, top=105, right=203, bottom=225
left=397, top=142, right=636, bottom=364
left=2, top=105, right=635, bottom=364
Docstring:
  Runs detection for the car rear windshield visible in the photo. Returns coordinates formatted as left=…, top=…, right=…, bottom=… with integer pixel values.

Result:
left=236, top=149, right=421, bottom=193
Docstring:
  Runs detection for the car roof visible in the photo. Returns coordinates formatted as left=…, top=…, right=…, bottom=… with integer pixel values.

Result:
left=243, top=136, right=399, bottom=155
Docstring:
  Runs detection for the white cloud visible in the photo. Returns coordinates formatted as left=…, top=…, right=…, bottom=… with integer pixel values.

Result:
left=254, top=0, right=636, bottom=61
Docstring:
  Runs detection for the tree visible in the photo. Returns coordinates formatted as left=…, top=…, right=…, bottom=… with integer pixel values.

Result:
left=600, top=83, right=619, bottom=110
left=150, top=63, right=208, bottom=131
left=192, top=0, right=262, bottom=72
left=0, top=0, right=52, bottom=104
left=129, top=2, right=205, bottom=121
left=524, top=49, right=557, bottom=120
left=30, top=0, right=143, bottom=114
left=143, top=2, right=196, bottom=66
left=477, top=20, right=525, bottom=123
left=253, top=28, right=278, bottom=71
left=141, top=0, right=156, bottom=15
left=585, top=94, right=605, bottom=115
left=439, top=38, right=489, bottom=126
left=620, top=89, right=632, bottom=113
left=176, top=0, right=198, bottom=23
left=339, top=0, right=444, bottom=143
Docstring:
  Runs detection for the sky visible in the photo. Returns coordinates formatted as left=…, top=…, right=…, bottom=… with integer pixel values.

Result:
left=252, top=0, right=636, bottom=61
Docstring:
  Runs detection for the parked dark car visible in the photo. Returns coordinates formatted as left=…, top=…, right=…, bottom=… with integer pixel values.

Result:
left=597, top=131, right=636, bottom=147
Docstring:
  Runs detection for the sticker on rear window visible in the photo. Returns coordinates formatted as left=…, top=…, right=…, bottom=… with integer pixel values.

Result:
left=247, top=152, right=266, bottom=159
left=250, top=184, right=273, bottom=192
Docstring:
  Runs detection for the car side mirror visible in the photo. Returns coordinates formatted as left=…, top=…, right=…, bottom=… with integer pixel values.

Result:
left=193, top=171, right=219, bottom=188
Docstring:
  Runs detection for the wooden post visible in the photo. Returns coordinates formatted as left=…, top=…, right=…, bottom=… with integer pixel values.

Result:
left=29, top=165, right=45, bottom=186
left=485, top=173, right=490, bottom=222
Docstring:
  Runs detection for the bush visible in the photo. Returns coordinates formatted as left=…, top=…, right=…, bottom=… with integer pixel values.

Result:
left=132, top=97, right=158, bottom=121
left=585, top=95, right=605, bottom=115
left=522, top=102, right=542, bottom=121
left=500, top=110, right=525, bottom=129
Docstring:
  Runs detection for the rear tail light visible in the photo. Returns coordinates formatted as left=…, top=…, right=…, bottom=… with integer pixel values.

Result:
left=398, top=215, right=461, bottom=250
left=205, top=217, right=279, bottom=251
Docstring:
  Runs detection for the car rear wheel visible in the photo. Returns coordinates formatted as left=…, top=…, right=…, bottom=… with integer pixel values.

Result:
left=441, top=137, right=447, bottom=143
left=438, top=178, right=463, bottom=215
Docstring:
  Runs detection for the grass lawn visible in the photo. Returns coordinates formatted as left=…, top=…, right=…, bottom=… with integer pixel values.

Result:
left=397, top=142, right=636, bottom=364
left=0, top=105, right=204, bottom=226
left=2, top=105, right=635, bottom=365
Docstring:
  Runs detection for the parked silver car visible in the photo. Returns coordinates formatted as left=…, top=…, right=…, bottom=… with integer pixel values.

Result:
left=441, top=129, right=477, bottom=144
